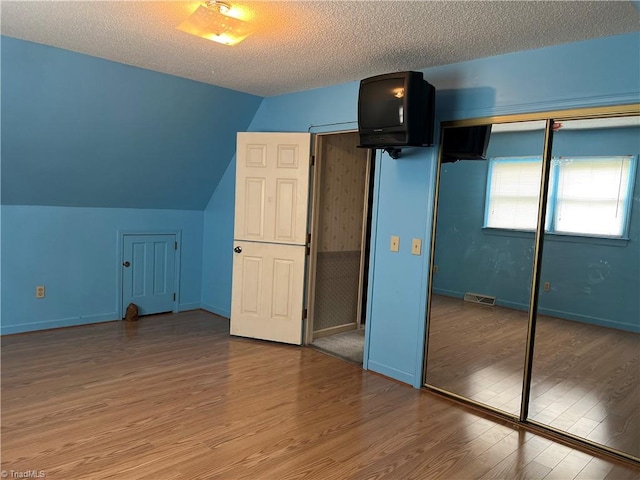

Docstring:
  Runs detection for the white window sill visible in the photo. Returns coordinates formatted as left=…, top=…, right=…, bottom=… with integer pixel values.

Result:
left=482, top=227, right=630, bottom=247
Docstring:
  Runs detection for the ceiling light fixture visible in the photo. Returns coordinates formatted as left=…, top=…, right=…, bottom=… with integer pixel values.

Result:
left=176, top=1, right=254, bottom=46
left=209, top=1, right=230, bottom=14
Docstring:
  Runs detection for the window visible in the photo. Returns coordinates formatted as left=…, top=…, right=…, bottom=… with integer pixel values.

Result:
left=485, top=157, right=542, bottom=230
left=484, top=155, right=636, bottom=237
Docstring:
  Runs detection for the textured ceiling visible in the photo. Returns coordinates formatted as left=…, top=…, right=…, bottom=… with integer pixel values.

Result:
left=1, top=1, right=639, bottom=97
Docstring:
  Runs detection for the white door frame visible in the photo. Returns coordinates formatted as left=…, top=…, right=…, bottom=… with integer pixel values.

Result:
left=116, top=230, right=182, bottom=319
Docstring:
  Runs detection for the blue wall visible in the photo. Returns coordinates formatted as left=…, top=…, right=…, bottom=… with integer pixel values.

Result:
left=1, top=206, right=203, bottom=334
left=541, top=127, right=639, bottom=331
left=433, top=127, right=640, bottom=332
left=0, top=36, right=262, bottom=333
left=1, top=36, right=262, bottom=209
left=2, top=31, right=639, bottom=387
left=201, top=32, right=639, bottom=387
left=433, top=129, right=546, bottom=310
left=201, top=158, right=237, bottom=317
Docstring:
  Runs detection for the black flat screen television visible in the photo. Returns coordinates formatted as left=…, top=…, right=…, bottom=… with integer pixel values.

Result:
left=441, top=125, right=492, bottom=163
left=358, top=71, right=435, bottom=148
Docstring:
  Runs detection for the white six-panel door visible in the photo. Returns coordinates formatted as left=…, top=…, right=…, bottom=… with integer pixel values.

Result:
left=230, top=132, right=311, bottom=345
left=230, top=241, right=306, bottom=344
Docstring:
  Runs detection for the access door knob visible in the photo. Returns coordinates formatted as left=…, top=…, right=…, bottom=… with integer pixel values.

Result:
left=123, top=261, right=131, bottom=267
left=234, top=246, right=242, bottom=254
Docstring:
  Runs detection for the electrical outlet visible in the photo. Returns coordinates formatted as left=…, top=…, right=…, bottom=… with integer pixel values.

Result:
left=411, top=238, right=422, bottom=255
left=390, top=235, right=400, bottom=252
left=36, top=285, right=45, bottom=298
left=543, top=281, right=550, bottom=292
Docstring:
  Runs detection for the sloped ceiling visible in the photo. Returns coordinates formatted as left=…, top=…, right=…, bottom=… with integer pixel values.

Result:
left=1, top=37, right=262, bottom=209
left=1, top=1, right=639, bottom=97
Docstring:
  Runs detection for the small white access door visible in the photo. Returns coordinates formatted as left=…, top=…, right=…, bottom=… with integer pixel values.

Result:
left=230, top=132, right=311, bottom=345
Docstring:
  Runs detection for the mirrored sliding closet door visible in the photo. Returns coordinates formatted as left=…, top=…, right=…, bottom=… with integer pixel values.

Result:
left=425, top=120, right=546, bottom=416
left=529, top=115, right=640, bottom=459
left=424, top=105, right=639, bottom=463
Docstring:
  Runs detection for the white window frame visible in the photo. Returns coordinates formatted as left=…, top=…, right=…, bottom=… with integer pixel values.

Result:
left=484, top=155, right=637, bottom=239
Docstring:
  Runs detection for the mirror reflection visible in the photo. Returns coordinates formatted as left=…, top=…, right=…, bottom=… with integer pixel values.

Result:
left=426, top=120, right=546, bottom=415
left=530, top=115, right=640, bottom=457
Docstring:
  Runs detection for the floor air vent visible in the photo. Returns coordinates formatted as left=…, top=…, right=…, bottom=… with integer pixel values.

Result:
left=463, top=292, right=496, bottom=306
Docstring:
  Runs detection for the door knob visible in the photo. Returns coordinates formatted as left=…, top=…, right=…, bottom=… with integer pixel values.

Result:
left=234, top=246, right=242, bottom=254
left=123, top=261, right=131, bottom=267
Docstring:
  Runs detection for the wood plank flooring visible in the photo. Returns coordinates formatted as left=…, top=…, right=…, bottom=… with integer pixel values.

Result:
left=426, top=295, right=640, bottom=460
left=426, top=295, right=530, bottom=415
left=2, top=310, right=639, bottom=479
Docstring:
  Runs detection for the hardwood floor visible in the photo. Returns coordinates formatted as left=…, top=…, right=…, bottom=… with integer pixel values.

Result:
left=426, top=295, right=640, bottom=460
left=2, top=310, right=639, bottom=479
left=426, top=295, right=530, bottom=415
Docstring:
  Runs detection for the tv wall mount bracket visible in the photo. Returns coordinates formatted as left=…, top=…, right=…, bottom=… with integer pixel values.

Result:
left=383, top=147, right=402, bottom=159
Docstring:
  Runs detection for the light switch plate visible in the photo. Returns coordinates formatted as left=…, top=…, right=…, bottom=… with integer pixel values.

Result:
left=390, top=235, right=400, bottom=252
left=411, top=238, right=422, bottom=256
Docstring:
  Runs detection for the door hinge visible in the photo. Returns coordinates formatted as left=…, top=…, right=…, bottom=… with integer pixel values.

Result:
left=174, top=241, right=178, bottom=250
left=310, top=155, right=315, bottom=166
left=173, top=293, right=176, bottom=301
left=306, top=233, right=311, bottom=256
left=303, top=308, right=308, bottom=320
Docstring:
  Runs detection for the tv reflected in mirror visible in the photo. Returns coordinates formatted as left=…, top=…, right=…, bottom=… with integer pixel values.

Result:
left=441, top=125, right=492, bottom=163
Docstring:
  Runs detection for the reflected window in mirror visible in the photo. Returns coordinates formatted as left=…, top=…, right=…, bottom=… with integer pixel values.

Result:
left=550, top=155, right=634, bottom=237
left=485, top=156, right=543, bottom=230
left=484, top=154, right=635, bottom=238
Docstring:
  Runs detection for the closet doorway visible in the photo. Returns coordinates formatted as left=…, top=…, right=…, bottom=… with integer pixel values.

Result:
left=305, top=131, right=374, bottom=365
